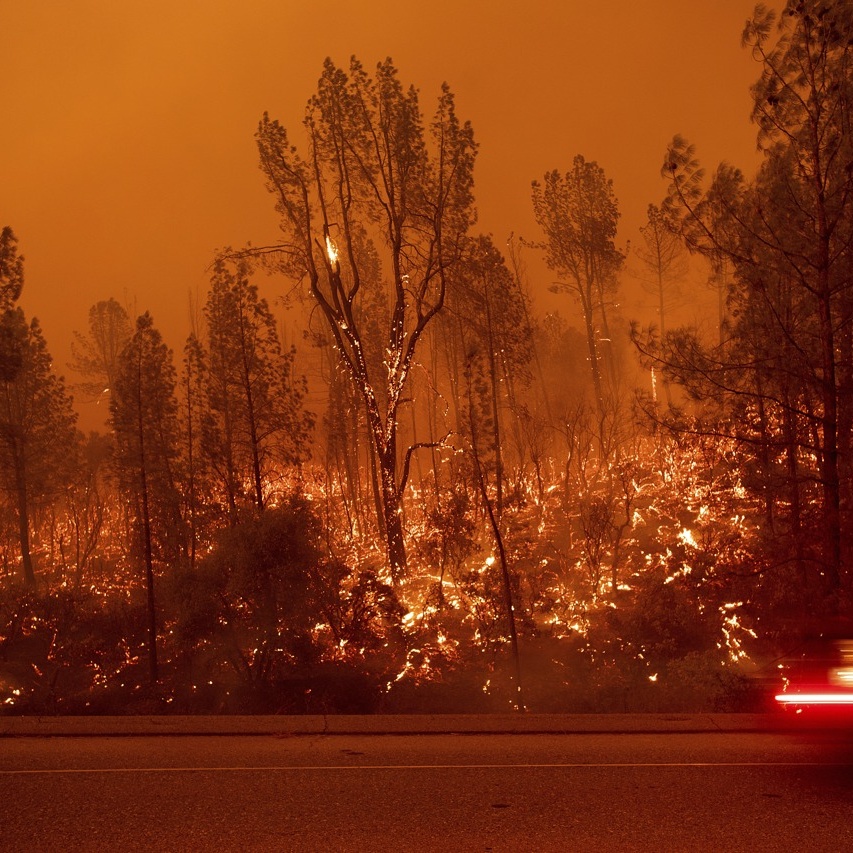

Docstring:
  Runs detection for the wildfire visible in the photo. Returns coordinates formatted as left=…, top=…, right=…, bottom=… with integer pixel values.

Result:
left=325, top=234, right=339, bottom=267
left=0, top=385, right=772, bottom=715
left=678, top=528, right=698, bottom=549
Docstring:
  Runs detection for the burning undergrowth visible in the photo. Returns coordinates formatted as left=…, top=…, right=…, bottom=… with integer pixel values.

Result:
left=0, top=433, right=777, bottom=715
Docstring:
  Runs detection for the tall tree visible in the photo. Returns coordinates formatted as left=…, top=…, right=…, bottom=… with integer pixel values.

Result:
left=254, top=57, right=476, bottom=579
left=0, top=228, right=23, bottom=308
left=111, top=313, right=184, bottom=683
left=201, top=258, right=311, bottom=518
left=0, top=227, right=25, bottom=383
left=633, top=204, right=687, bottom=342
left=653, top=0, right=853, bottom=603
left=445, top=235, right=534, bottom=517
left=633, top=204, right=688, bottom=404
left=531, top=156, right=624, bottom=416
left=182, top=332, right=217, bottom=566
left=0, top=312, right=79, bottom=587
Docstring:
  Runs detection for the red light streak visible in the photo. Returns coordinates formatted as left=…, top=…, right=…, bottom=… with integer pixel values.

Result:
left=775, top=693, right=853, bottom=705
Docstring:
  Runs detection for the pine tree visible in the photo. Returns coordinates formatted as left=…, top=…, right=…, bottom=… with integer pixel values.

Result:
left=531, top=156, right=624, bottom=417
left=0, top=311, right=79, bottom=587
left=202, top=258, right=311, bottom=518
left=445, top=235, right=534, bottom=517
left=111, top=312, right=184, bottom=683
left=0, top=227, right=25, bottom=383
left=654, top=0, right=853, bottom=605
left=182, top=333, right=217, bottom=565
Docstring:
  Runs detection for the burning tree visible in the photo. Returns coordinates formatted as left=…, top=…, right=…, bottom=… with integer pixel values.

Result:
left=652, top=0, right=853, bottom=608
left=254, top=57, right=476, bottom=579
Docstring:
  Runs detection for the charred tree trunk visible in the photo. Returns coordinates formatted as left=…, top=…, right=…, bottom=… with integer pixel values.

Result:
left=483, top=287, right=504, bottom=519
left=782, top=404, right=806, bottom=586
left=469, top=403, right=523, bottom=711
left=582, top=298, right=605, bottom=419
left=136, top=357, right=158, bottom=686
left=239, top=320, right=265, bottom=512
left=377, top=440, right=407, bottom=581
left=184, top=372, right=198, bottom=570
left=222, top=395, right=238, bottom=525
left=816, top=209, right=842, bottom=594
left=12, top=437, right=35, bottom=588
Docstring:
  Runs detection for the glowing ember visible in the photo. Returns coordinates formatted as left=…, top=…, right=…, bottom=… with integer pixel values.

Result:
left=677, top=528, right=698, bottom=549
left=325, top=234, right=339, bottom=267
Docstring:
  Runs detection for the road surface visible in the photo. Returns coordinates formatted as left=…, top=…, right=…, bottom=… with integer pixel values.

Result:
left=2, top=731, right=852, bottom=851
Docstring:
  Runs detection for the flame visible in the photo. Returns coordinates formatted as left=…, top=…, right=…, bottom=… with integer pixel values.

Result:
left=678, top=528, right=698, bottom=549
left=325, top=234, right=339, bottom=267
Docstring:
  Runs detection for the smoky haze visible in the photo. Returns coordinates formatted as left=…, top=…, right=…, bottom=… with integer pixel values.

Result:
left=4, top=0, right=761, bottom=430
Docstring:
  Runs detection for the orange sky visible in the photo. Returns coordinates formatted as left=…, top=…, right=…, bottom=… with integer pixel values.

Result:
left=3, top=0, right=769, bottom=427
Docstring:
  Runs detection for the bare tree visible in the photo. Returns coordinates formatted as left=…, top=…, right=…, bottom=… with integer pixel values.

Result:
left=633, top=204, right=687, bottom=341
left=633, top=204, right=688, bottom=403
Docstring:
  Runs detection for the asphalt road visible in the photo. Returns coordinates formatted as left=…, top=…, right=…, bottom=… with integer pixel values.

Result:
left=2, top=732, right=853, bottom=852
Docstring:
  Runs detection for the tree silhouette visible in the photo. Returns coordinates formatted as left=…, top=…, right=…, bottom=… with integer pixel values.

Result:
left=111, top=313, right=184, bottom=683
left=201, top=259, right=311, bottom=517
left=653, top=0, right=853, bottom=604
left=531, top=156, right=624, bottom=417
left=253, top=57, right=476, bottom=580
left=0, top=312, right=79, bottom=587
left=69, top=298, right=132, bottom=404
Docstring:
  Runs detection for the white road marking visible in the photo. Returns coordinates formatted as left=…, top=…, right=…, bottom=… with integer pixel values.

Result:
left=0, top=761, right=841, bottom=775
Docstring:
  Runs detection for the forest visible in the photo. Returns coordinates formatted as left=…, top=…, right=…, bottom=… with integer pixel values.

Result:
left=1, top=1, right=851, bottom=715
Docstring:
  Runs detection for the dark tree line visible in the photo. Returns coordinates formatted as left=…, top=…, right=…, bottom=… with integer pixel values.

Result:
left=639, top=0, right=853, bottom=618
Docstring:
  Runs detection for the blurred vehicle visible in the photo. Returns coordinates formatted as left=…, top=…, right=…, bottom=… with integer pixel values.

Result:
left=775, top=633, right=853, bottom=724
